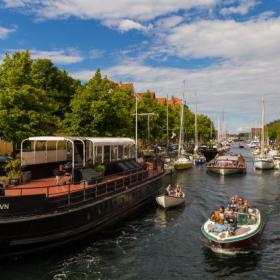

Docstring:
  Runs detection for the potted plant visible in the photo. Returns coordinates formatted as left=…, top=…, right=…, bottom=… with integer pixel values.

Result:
left=5, top=159, right=22, bottom=186
left=95, top=164, right=106, bottom=175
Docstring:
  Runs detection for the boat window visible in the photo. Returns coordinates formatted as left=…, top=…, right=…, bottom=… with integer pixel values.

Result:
left=95, top=146, right=102, bottom=163
left=104, top=145, right=110, bottom=162
left=118, top=145, right=123, bottom=160
left=124, top=145, right=129, bottom=159
left=111, top=145, right=118, bottom=161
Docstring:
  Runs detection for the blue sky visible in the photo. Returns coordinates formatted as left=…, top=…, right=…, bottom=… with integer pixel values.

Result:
left=1, top=0, right=280, bottom=133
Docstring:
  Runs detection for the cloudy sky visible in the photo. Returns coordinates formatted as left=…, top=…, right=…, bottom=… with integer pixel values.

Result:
left=1, top=0, right=280, bottom=133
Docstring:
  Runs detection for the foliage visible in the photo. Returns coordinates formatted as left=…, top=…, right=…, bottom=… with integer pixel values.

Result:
left=0, top=50, right=215, bottom=150
left=65, top=69, right=135, bottom=137
left=5, top=158, right=22, bottom=181
left=0, top=51, right=62, bottom=153
left=267, top=121, right=280, bottom=142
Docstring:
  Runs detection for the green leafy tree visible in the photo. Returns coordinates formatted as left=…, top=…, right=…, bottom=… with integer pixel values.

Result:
left=65, top=69, right=135, bottom=137
left=31, top=59, right=80, bottom=118
left=0, top=51, right=59, bottom=155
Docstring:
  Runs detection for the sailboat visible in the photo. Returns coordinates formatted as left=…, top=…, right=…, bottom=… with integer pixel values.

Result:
left=254, top=99, right=274, bottom=170
left=193, top=101, right=206, bottom=165
left=174, top=94, right=193, bottom=170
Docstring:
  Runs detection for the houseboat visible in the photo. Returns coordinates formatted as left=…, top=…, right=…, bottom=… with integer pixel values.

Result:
left=0, top=136, right=166, bottom=258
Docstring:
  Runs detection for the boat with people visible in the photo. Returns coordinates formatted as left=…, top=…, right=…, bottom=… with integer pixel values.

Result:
left=156, top=184, right=185, bottom=209
left=201, top=196, right=264, bottom=254
left=206, top=154, right=246, bottom=175
left=0, top=136, right=167, bottom=258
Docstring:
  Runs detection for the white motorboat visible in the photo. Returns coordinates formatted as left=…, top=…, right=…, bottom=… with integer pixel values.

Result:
left=254, top=158, right=274, bottom=170
left=273, top=156, right=280, bottom=169
left=207, top=154, right=246, bottom=175
left=202, top=207, right=263, bottom=254
left=156, top=193, right=185, bottom=209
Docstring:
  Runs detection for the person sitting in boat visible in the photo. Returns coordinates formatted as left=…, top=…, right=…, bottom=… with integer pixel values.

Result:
left=211, top=206, right=227, bottom=232
left=236, top=197, right=246, bottom=213
left=225, top=209, right=237, bottom=234
left=175, top=184, right=183, bottom=197
left=227, top=196, right=237, bottom=211
left=166, top=184, right=175, bottom=196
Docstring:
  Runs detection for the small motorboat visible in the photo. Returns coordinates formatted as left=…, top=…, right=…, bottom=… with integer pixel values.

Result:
left=201, top=207, right=264, bottom=254
left=193, top=153, right=206, bottom=165
left=156, top=184, right=185, bottom=209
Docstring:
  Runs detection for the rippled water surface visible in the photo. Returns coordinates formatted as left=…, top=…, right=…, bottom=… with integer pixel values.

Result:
left=1, top=145, right=280, bottom=279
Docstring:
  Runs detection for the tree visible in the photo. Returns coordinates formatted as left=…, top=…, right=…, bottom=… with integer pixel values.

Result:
left=65, top=69, right=135, bottom=137
left=0, top=51, right=59, bottom=155
left=30, top=58, right=80, bottom=118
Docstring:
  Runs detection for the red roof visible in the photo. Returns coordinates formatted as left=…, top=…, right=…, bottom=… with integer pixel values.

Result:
left=118, top=82, right=134, bottom=93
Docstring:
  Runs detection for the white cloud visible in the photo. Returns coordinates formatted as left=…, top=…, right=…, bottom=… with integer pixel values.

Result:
left=0, top=26, right=16, bottom=39
left=2, top=0, right=219, bottom=31
left=220, top=0, right=258, bottom=16
left=30, top=49, right=84, bottom=64
left=118, top=19, right=152, bottom=32
left=160, top=17, right=280, bottom=64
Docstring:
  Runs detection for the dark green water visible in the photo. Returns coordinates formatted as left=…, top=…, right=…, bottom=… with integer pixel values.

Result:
left=1, top=144, right=280, bottom=279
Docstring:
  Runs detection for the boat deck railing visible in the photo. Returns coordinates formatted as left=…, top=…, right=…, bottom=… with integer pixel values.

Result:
left=2, top=166, right=164, bottom=209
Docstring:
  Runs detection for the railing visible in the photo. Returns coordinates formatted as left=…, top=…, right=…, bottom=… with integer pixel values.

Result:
left=4, top=166, right=164, bottom=209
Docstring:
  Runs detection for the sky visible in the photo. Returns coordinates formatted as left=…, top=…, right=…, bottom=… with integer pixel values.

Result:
left=1, top=0, right=280, bottom=133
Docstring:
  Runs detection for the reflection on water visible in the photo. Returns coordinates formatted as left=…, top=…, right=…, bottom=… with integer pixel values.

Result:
left=1, top=144, right=280, bottom=279
left=154, top=207, right=185, bottom=229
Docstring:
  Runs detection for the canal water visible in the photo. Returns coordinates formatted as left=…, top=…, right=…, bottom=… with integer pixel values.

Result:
left=1, top=144, right=280, bottom=279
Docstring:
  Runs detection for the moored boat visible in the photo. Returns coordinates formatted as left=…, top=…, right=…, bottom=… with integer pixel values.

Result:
left=206, top=154, right=246, bottom=175
left=201, top=204, right=264, bottom=254
left=174, top=156, right=193, bottom=170
left=199, top=146, right=218, bottom=162
left=254, top=99, right=274, bottom=170
left=193, top=154, right=206, bottom=165
left=0, top=136, right=166, bottom=258
left=254, top=158, right=274, bottom=170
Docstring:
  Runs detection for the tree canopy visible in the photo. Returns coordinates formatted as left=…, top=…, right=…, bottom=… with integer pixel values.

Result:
left=0, top=50, right=215, bottom=155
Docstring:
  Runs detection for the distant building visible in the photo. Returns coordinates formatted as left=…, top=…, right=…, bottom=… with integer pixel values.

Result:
left=157, top=96, right=188, bottom=109
left=0, top=140, right=13, bottom=155
left=251, top=128, right=262, bottom=139
left=118, top=82, right=188, bottom=109
left=134, top=91, right=156, bottom=99
left=118, top=82, right=135, bottom=93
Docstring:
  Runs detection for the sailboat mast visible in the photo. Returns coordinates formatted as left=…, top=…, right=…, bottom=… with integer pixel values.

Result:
left=166, top=95, right=169, bottom=142
left=261, top=98, right=265, bottom=155
left=178, top=97, right=184, bottom=158
left=194, top=102, right=198, bottom=151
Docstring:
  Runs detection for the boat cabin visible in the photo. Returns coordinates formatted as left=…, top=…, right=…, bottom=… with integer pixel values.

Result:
left=20, top=136, right=137, bottom=183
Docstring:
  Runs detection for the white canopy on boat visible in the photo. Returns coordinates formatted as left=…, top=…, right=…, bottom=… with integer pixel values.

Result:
left=27, top=136, right=135, bottom=145
left=217, top=155, right=239, bottom=161
left=85, top=137, right=135, bottom=146
left=21, top=136, right=135, bottom=167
